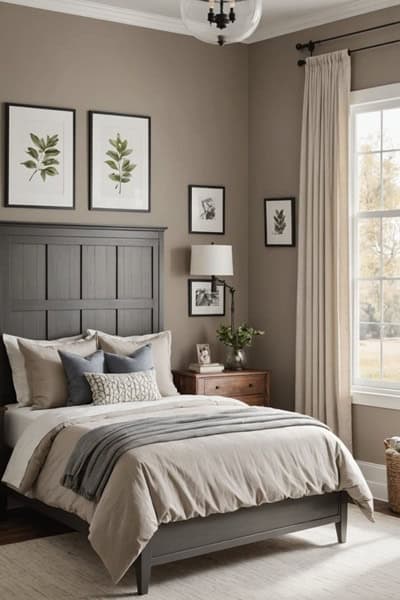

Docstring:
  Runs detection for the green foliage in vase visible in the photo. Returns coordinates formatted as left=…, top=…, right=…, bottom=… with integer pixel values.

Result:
left=216, top=323, right=264, bottom=351
left=21, top=133, right=60, bottom=182
left=105, top=133, right=136, bottom=195
left=274, top=209, right=287, bottom=234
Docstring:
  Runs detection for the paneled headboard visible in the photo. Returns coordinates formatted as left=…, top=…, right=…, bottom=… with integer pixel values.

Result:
left=0, top=222, right=166, bottom=405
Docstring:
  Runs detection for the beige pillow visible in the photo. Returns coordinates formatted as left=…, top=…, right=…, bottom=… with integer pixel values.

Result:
left=85, top=371, right=161, bottom=405
left=91, top=330, right=178, bottom=397
left=3, top=333, right=86, bottom=407
left=18, top=336, right=98, bottom=409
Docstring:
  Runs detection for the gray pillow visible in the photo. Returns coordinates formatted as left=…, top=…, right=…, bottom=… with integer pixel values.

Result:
left=59, top=350, right=105, bottom=406
left=104, top=344, right=154, bottom=374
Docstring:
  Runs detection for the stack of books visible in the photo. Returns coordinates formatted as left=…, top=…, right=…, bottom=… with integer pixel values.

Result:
left=188, top=362, right=225, bottom=374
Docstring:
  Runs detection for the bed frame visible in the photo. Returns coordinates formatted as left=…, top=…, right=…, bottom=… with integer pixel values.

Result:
left=0, top=222, right=348, bottom=595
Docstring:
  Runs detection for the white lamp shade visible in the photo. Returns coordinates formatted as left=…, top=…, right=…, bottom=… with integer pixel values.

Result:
left=190, top=245, right=233, bottom=276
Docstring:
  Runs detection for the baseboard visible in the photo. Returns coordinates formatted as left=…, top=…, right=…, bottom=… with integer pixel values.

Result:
left=357, top=460, right=388, bottom=502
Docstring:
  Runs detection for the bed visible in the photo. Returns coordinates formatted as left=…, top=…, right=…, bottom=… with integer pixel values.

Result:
left=0, top=222, right=372, bottom=596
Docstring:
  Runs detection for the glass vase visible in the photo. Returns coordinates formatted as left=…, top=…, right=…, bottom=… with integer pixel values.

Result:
left=225, top=348, right=247, bottom=371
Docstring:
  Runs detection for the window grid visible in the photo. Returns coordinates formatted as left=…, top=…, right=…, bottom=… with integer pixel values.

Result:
left=352, top=101, right=400, bottom=391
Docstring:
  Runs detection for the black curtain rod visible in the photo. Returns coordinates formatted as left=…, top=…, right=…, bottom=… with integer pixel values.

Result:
left=297, top=38, right=400, bottom=66
left=296, top=19, right=400, bottom=52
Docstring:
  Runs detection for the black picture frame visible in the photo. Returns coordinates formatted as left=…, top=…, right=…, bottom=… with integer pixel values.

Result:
left=188, top=279, right=226, bottom=317
left=89, top=110, right=151, bottom=213
left=189, top=185, right=225, bottom=234
left=5, top=102, right=76, bottom=209
left=264, top=197, right=296, bottom=247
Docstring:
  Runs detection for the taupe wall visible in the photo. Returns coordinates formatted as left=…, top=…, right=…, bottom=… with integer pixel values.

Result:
left=0, top=2, right=249, bottom=368
left=248, top=5, right=400, bottom=463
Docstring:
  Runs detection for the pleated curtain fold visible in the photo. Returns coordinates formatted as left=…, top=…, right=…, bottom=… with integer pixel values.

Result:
left=295, top=50, right=352, bottom=449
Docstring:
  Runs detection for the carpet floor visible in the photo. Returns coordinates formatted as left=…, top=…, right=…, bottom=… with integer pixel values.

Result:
left=0, top=505, right=398, bottom=600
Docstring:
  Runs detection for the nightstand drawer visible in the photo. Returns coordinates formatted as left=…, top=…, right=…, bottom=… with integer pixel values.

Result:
left=204, top=374, right=265, bottom=397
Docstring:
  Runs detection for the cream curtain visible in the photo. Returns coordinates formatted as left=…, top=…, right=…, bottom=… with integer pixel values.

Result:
left=295, top=50, right=352, bottom=448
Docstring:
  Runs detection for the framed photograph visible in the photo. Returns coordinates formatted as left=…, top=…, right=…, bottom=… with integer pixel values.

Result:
left=196, top=344, right=211, bottom=365
left=264, top=197, right=295, bottom=247
left=5, top=103, right=75, bottom=209
left=188, top=279, right=225, bottom=317
left=189, top=185, right=225, bottom=234
left=89, top=111, right=150, bottom=212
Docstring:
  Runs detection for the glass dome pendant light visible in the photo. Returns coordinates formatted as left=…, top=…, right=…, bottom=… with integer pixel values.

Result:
left=180, top=0, right=262, bottom=46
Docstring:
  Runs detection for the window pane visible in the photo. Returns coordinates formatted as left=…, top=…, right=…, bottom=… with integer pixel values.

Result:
left=359, top=280, right=380, bottom=322
left=356, top=111, right=381, bottom=152
left=383, top=151, right=400, bottom=210
left=358, top=219, right=381, bottom=277
left=383, top=280, right=400, bottom=322
left=383, top=217, right=400, bottom=276
left=383, top=108, right=400, bottom=151
left=382, top=324, right=400, bottom=381
left=358, top=153, right=381, bottom=211
left=359, top=323, right=381, bottom=380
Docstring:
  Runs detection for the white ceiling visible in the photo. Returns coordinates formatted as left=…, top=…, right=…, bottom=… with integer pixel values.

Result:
left=5, top=0, right=400, bottom=43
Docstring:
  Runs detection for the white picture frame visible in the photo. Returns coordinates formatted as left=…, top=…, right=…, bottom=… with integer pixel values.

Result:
left=196, top=344, right=211, bottom=365
left=6, top=103, right=75, bottom=209
left=90, top=111, right=151, bottom=212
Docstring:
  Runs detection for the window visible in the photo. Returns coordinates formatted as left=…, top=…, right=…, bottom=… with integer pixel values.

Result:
left=351, top=85, right=400, bottom=394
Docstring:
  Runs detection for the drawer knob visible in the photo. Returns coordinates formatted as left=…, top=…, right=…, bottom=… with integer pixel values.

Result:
left=248, top=383, right=253, bottom=388
left=215, top=385, right=220, bottom=390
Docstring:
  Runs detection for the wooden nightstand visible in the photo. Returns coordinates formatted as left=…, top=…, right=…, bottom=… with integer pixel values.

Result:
left=173, top=369, right=270, bottom=407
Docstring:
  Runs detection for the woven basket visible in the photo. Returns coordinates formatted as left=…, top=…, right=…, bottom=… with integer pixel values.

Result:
left=385, top=440, right=400, bottom=513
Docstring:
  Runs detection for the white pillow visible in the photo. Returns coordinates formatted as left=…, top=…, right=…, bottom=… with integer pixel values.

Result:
left=85, top=370, right=161, bottom=405
left=90, top=330, right=178, bottom=397
left=3, top=333, right=87, bottom=406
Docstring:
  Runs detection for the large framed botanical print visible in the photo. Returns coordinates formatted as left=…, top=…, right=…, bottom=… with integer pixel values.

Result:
left=89, top=111, right=151, bottom=212
left=6, top=103, right=75, bottom=209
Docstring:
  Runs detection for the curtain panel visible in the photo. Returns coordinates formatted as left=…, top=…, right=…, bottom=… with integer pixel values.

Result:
left=295, top=50, right=352, bottom=448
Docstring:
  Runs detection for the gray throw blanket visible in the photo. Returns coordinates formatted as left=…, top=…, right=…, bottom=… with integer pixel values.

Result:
left=61, top=407, right=328, bottom=502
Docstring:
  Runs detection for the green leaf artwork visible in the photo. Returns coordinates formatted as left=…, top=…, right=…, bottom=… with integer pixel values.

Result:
left=273, top=209, right=287, bottom=235
left=21, top=133, right=60, bottom=182
left=105, top=133, right=136, bottom=195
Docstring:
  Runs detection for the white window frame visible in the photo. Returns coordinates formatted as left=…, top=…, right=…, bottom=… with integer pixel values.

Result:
left=350, top=83, right=400, bottom=410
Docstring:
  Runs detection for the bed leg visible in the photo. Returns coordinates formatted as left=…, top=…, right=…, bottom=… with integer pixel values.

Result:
left=135, top=545, right=152, bottom=595
left=0, top=484, right=7, bottom=521
left=335, top=493, right=348, bottom=544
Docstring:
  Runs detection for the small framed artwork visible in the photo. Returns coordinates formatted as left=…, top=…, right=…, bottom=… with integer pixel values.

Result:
left=89, top=111, right=151, bottom=212
left=189, top=185, right=225, bottom=234
left=5, top=103, right=75, bottom=209
left=197, top=344, right=211, bottom=365
left=264, top=197, right=295, bottom=247
left=188, top=279, right=225, bottom=317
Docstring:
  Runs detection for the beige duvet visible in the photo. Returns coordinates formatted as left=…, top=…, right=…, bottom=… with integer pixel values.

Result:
left=2, top=396, right=373, bottom=583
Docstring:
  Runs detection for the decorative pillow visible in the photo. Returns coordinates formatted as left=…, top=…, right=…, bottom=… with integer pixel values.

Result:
left=85, top=371, right=161, bottom=405
left=59, top=350, right=105, bottom=406
left=18, top=336, right=98, bottom=409
left=104, top=344, right=154, bottom=374
left=3, top=333, right=86, bottom=407
left=89, top=330, right=178, bottom=397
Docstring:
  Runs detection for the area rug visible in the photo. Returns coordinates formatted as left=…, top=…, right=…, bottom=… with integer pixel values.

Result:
left=0, top=506, right=399, bottom=599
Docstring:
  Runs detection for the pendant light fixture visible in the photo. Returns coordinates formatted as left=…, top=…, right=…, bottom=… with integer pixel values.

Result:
left=181, top=0, right=262, bottom=46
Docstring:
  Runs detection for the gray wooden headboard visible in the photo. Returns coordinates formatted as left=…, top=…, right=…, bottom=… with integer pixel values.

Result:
left=0, top=222, right=166, bottom=405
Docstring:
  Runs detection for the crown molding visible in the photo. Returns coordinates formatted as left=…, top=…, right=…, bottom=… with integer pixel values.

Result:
left=3, top=0, right=400, bottom=44
left=2, top=0, right=188, bottom=36
left=246, top=0, right=400, bottom=44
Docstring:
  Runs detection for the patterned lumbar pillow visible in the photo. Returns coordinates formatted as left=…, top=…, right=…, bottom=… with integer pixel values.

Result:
left=85, top=370, right=161, bottom=405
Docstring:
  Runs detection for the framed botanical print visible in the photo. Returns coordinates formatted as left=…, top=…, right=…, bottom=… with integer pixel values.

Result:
left=189, top=185, right=225, bottom=234
left=6, top=103, right=75, bottom=209
left=264, top=197, right=296, bottom=247
left=188, top=279, right=225, bottom=317
left=89, top=111, right=151, bottom=212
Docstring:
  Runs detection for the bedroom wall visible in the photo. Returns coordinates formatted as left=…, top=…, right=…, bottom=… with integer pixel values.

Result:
left=0, top=1, right=249, bottom=369
left=248, top=4, right=400, bottom=465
